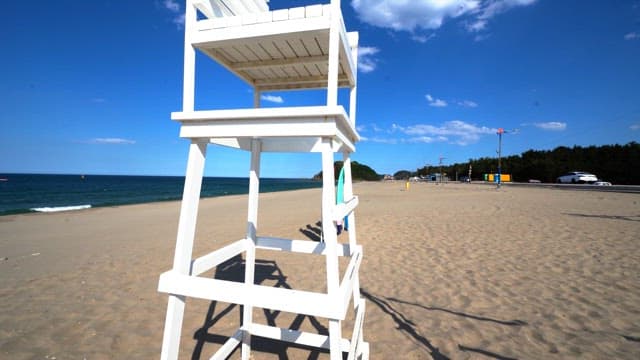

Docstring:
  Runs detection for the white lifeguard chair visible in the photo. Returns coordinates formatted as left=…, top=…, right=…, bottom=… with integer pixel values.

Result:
left=157, top=0, right=368, bottom=359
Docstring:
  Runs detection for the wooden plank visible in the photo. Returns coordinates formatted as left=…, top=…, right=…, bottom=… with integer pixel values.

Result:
left=193, top=17, right=330, bottom=45
left=232, top=55, right=327, bottom=71
left=242, top=139, right=261, bottom=360
left=210, top=329, right=243, bottom=360
left=288, top=7, right=306, bottom=20
left=333, top=196, right=358, bottom=222
left=347, top=299, right=366, bottom=360
left=190, top=239, right=249, bottom=276
left=272, top=9, right=289, bottom=22
left=256, top=237, right=351, bottom=256
left=250, top=323, right=351, bottom=351
left=172, top=105, right=348, bottom=122
left=179, top=121, right=337, bottom=139
left=305, top=4, right=324, bottom=18
left=338, top=247, right=362, bottom=319
left=158, top=271, right=345, bottom=319
left=210, top=137, right=326, bottom=153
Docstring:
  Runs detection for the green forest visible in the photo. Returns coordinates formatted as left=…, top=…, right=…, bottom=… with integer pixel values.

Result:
left=313, top=160, right=381, bottom=181
left=411, top=142, right=640, bottom=184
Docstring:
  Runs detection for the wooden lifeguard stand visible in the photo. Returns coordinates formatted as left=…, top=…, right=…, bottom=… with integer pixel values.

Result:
left=157, top=0, right=368, bottom=359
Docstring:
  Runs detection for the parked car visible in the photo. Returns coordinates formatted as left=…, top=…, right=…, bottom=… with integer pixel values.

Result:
left=556, top=171, right=598, bottom=184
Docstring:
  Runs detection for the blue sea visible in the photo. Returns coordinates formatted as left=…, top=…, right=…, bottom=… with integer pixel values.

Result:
left=0, top=174, right=321, bottom=216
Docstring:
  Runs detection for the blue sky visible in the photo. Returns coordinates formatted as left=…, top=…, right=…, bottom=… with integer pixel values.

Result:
left=2, top=0, right=639, bottom=177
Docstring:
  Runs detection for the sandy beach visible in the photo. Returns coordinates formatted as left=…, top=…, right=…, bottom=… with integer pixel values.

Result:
left=1, top=182, right=639, bottom=359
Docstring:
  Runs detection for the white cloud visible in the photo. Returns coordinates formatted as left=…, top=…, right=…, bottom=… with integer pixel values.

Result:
left=358, top=46, right=380, bottom=73
left=163, top=0, right=180, bottom=13
left=469, top=0, right=537, bottom=32
left=260, top=94, right=284, bottom=103
left=362, top=137, right=399, bottom=144
left=630, top=124, right=640, bottom=131
left=457, top=99, right=478, bottom=107
left=426, top=93, right=448, bottom=107
left=351, top=0, right=480, bottom=32
left=393, top=120, right=496, bottom=145
left=91, top=98, right=107, bottom=103
left=411, top=33, right=436, bottom=43
left=351, top=0, right=537, bottom=36
left=625, top=32, right=640, bottom=40
left=90, top=138, right=136, bottom=145
left=533, top=122, right=567, bottom=131
left=162, top=0, right=185, bottom=28
left=173, top=13, right=185, bottom=27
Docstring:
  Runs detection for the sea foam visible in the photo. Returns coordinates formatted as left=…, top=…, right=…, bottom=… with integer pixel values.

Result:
left=31, top=205, right=92, bottom=213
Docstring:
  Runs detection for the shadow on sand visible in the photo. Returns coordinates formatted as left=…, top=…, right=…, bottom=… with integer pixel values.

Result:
left=362, top=289, right=527, bottom=360
left=564, top=213, right=640, bottom=222
left=191, top=255, right=329, bottom=360
left=299, top=221, right=323, bottom=242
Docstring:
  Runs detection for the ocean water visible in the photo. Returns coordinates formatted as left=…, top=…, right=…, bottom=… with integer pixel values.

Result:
left=0, top=174, right=321, bottom=216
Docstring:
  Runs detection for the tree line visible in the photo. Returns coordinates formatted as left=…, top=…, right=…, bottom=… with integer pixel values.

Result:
left=410, top=142, right=639, bottom=184
left=313, top=160, right=382, bottom=181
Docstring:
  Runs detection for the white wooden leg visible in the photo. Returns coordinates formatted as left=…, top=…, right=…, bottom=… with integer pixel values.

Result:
left=322, top=139, right=343, bottom=360
left=321, top=139, right=339, bottom=295
left=329, top=319, right=343, bottom=360
left=342, top=152, right=361, bottom=303
left=242, top=139, right=261, bottom=360
left=160, top=140, right=207, bottom=360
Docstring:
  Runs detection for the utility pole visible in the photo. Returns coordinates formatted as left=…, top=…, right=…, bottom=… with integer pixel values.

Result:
left=495, top=128, right=518, bottom=189
left=497, top=128, right=504, bottom=188
left=438, top=156, right=446, bottom=185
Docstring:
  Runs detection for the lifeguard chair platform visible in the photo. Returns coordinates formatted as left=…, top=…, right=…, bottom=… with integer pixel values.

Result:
left=157, top=0, right=368, bottom=359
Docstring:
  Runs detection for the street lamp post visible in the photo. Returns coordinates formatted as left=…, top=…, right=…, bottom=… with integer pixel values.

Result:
left=497, top=128, right=504, bottom=188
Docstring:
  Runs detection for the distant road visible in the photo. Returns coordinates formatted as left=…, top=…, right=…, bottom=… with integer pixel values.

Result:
left=498, top=182, right=640, bottom=194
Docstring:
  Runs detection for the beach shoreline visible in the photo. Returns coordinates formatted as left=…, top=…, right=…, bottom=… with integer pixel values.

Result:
left=1, top=182, right=639, bottom=359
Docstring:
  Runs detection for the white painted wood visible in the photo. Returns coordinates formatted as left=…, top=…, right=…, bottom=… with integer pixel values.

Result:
left=179, top=121, right=336, bottom=139
left=288, top=6, right=306, bottom=19
left=162, top=2, right=365, bottom=359
left=339, top=248, right=362, bottom=318
left=329, top=319, right=342, bottom=360
left=250, top=323, right=351, bottom=351
left=209, top=135, right=354, bottom=154
left=242, top=139, right=261, bottom=360
left=160, top=295, right=186, bottom=360
left=190, top=239, right=249, bottom=276
left=342, top=153, right=361, bottom=303
left=192, top=0, right=216, bottom=20
left=256, top=236, right=351, bottom=256
left=158, top=271, right=344, bottom=319
left=173, top=105, right=347, bottom=121
left=326, top=1, right=340, bottom=106
left=193, top=17, right=329, bottom=45
left=348, top=34, right=358, bottom=126
left=160, top=140, right=207, bottom=360
left=209, top=137, right=322, bottom=152
left=333, top=196, right=358, bottom=222
left=347, top=299, right=366, bottom=360
left=272, top=8, right=289, bottom=21
left=189, top=4, right=359, bottom=92
left=210, top=328, right=243, bottom=360
left=305, top=4, right=324, bottom=17
left=183, top=2, right=197, bottom=112
left=321, top=138, right=339, bottom=295
left=172, top=106, right=359, bottom=152
left=342, top=154, right=357, bottom=249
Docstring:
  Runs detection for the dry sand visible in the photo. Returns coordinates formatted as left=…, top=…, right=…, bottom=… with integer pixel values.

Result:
left=1, top=182, right=639, bottom=359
